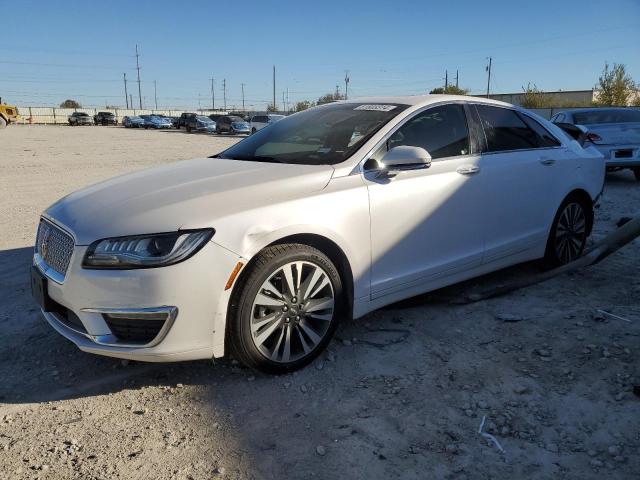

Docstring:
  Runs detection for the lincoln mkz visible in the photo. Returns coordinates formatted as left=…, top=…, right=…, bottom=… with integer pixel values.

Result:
left=32, top=95, right=605, bottom=373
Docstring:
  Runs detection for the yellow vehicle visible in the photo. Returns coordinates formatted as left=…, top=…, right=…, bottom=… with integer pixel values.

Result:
left=0, top=98, right=21, bottom=128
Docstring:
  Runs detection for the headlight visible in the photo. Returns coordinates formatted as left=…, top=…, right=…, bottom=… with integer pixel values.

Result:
left=83, top=229, right=214, bottom=269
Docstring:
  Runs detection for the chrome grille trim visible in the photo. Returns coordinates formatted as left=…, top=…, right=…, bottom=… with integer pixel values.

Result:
left=34, top=219, right=75, bottom=282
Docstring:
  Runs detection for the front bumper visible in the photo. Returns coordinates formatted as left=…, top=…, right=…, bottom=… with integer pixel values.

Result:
left=35, top=238, right=243, bottom=362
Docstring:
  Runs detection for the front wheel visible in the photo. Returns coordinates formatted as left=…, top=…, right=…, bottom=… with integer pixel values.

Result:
left=228, top=244, right=344, bottom=374
left=544, top=197, right=590, bottom=267
left=0, top=117, right=7, bottom=129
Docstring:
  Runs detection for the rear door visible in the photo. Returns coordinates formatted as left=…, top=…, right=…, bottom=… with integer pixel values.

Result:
left=473, top=104, right=569, bottom=263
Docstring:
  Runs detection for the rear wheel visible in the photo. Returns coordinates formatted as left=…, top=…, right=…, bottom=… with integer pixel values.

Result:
left=633, top=167, right=640, bottom=182
left=0, top=117, right=6, bottom=129
left=186, top=125, right=192, bottom=133
left=544, top=197, right=590, bottom=267
left=228, top=244, right=344, bottom=374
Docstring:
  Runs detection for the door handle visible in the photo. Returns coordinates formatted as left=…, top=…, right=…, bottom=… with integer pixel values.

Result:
left=456, top=165, right=480, bottom=175
left=539, top=157, right=556, bottom=166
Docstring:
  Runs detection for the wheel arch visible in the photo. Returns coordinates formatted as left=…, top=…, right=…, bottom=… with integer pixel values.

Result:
left=226, top=232, right=355, bottom=329
left=563, top=188, right=594, bottom=235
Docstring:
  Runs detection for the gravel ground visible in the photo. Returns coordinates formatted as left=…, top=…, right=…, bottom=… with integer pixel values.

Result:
left=1, top=125, right=639, bottom=480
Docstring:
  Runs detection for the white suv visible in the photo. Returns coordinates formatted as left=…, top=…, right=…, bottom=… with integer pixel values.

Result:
left=250, top=114, right=285, bottom=134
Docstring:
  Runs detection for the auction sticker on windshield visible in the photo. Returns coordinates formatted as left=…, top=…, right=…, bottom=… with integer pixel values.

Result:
left=354, top=104, right=398, bottom=112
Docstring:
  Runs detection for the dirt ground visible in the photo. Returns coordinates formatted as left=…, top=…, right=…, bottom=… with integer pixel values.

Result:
left=1, top=125, right=639, bottom=480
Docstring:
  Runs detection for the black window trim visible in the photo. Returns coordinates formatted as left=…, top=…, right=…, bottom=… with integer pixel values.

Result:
left=470, top=103, right=565, bottom=156
left=358, top=100, right=476, bottom=173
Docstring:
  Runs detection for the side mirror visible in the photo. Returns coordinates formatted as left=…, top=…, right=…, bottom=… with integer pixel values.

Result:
left=378, top=145, right=431, bottom=172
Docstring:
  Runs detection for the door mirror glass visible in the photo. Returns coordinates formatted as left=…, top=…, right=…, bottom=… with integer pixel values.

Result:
left=379, top=145, right=432, bottom=170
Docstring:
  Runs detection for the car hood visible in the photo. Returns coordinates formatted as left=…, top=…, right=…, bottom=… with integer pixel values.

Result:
left=45, top=158, right=334, bottom=245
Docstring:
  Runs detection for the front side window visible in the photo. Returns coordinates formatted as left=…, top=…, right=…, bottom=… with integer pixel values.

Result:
left=217, top=102, right=409, bottom=165
left=476, top=105, right=540, bottom=152
left=385, top=104, right=470, bottom=160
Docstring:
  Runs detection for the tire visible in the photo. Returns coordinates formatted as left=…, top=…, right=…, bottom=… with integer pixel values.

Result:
left=251, top=127, right=256, bottom=134
left=0, top=117, right=7, bottom=129
left=228, top=243, right=344, bottom=374
left=186, top=125, right=192, bottom=133
left=543, top=196, right=591, bottom=267
left=633, top=167, right=640, bottom=182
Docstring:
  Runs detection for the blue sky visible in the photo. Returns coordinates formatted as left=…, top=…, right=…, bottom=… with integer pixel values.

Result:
left=1, top=0, right=639, bottom=109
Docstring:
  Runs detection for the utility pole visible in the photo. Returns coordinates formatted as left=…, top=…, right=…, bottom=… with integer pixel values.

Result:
left=123, top=73, right=129, bottom=108
left=241, top=83, right=245, bottom=111
left=486, top=57, right=492, bottom=98
left=286, top=88, right=289, bottom=112
left=445, top=70, right=448, bottom=90
left=456, top=70, right=459, bottom=89
left=222, top=78, right=227, bottom=111
left=154, top=80, right=158, bottom=110
left=272, top=65, right=276, bottom=110
left=344, top=70, right=350, bottom=99
left=135, top=45, right=142, bottom=109
left=210, top=77, right=215, bottom=110
left=129, top=94, right=133, bottom=110
left=282, top=91, right=285, bottom=112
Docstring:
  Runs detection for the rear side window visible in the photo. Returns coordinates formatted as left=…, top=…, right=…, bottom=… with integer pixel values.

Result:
left=476, top=105, right=539, bottom=152
left=387, top=104, right=470, bottom=159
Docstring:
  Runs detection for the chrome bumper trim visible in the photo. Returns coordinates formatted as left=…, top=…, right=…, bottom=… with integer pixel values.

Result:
left=46, top=306, right=178, bottom=348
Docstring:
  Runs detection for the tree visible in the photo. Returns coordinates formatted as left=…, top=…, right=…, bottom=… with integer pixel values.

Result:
left=429, top=85, right=469, bottom=95
left=295, top=100, right=313, bottom=112
left=266, top=103, right=279, bottom=112
left=594, top=63, right=635, bottom=106
left=60, top=99, right=81, bottom=108
left=519, top=83, right=551, bottom=108
left=317, top=92, right=345, bottom=105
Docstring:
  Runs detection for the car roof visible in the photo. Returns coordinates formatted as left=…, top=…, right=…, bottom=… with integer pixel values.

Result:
left=340, top=94, right=514, bottom=109
left=554, top=107, right=635, bottom=114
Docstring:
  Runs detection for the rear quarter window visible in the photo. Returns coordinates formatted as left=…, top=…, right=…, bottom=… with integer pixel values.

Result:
left=476, top=105, right=539, bottom=152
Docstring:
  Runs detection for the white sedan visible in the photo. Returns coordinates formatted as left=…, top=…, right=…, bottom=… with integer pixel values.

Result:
left=32, top=95, right=605, bottom=373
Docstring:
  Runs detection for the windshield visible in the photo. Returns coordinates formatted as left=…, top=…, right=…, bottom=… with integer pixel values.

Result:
left=216, top=102, right=408, bottom=165
left=197, top=116, right=213, bottom=123
left=574, top=109, right=640, bottom=124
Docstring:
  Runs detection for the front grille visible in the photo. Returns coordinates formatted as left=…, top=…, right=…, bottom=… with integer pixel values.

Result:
left=104, top=317, right=166, bottom=344
left=36, top=219, right=75, bottom=278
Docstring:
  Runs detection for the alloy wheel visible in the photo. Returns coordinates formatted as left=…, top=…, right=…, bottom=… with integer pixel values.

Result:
left=554, top=202, right=586, bottom=263
left=250, top=261, right=334, bottom=363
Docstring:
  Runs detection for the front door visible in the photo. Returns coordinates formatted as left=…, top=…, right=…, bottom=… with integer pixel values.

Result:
left=363, top=103, right=487, bottom=300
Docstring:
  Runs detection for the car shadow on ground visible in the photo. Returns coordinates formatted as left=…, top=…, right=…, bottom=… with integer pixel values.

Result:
left=0, top=242, right=536, bottom=406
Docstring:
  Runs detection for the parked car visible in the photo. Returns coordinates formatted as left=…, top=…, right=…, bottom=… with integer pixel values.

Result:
left=551, top=107, right=640, bottom=181
left=31, top=95, right=604, bottom=373
left=175, top=112, right=197, bottom=129
left=68, top=112, right=93, bottom=126
left=250, top=114, right=285, bottom=134
left=216, top=115, right=250, bottom=135
left=140, top=115, right=172, bottom=129
left=185, top=115, right=216, bottom=133
left=122, top=115, right=145, bottom=128
left=94, top=111, right=117, bottom=126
